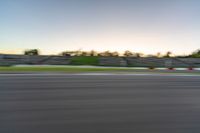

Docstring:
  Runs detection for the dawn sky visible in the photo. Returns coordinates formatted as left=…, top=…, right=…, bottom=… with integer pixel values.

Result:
left=1, top=0, right=200, bottom=55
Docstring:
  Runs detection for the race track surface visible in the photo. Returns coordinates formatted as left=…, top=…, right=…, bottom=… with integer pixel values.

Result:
left=0, top=74, right=200, bottom=133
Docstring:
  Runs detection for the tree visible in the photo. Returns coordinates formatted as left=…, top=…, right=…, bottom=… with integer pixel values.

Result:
left=194, top=49, right=200, bottom=55
left=61, top=51, right=74, bottom=56
left=61, top=52, right=71, bottom=56
left=189, top=49, right=200, bottom=58
left=98, top=51, right=112, bottom=57
left=156, top=52, right=161, bottom=58
left=79, top=51, right=88, bottom=56
left=97, top=51, right=119, bottom=57
left=89, top=50, right=98, bottom=56
left=123, top=50, right=134, bottom=57
left=135, top=53, right=142, bottom=57
left=164, top=51, right=172, bottom=58
left=24, top=49, right=39, bottom=55
left=61, top=50, right=83, bottom=56
left=111, top=51, right=119, bottom=57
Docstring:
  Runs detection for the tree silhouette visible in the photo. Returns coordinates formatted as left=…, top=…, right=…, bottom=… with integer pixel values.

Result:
left=123, top=50, right=134, bottom=57
left=24, top=49, right=39, bottom=55
left=164, top=51, right=172, bottom=58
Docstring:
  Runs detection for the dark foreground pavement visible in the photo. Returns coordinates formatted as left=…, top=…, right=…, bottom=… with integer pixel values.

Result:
left=0, top=74, right=200, bottom=133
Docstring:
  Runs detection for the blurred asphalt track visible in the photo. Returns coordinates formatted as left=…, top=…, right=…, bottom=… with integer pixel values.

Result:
left=1, top=74, right=200, bottom=133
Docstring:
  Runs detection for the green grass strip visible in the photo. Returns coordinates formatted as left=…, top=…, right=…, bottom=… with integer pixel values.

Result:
left=70, top=56, right=99, bottom=65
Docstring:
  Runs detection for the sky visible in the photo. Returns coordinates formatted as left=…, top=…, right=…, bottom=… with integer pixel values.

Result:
left=1, top=0, right=200, bottom=55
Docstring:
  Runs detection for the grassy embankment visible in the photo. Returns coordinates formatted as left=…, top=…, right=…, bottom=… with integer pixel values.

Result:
left=0, top=66, right=129, bottom=73
left=0, top=56, right=129, bottom=72
left=70, top=56, right=99, bottom=65
left=0, top=56, right=103, bottom=72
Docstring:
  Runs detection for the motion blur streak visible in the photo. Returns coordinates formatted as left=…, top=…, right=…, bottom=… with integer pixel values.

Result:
left=0, top=74, right=200, bottom=133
